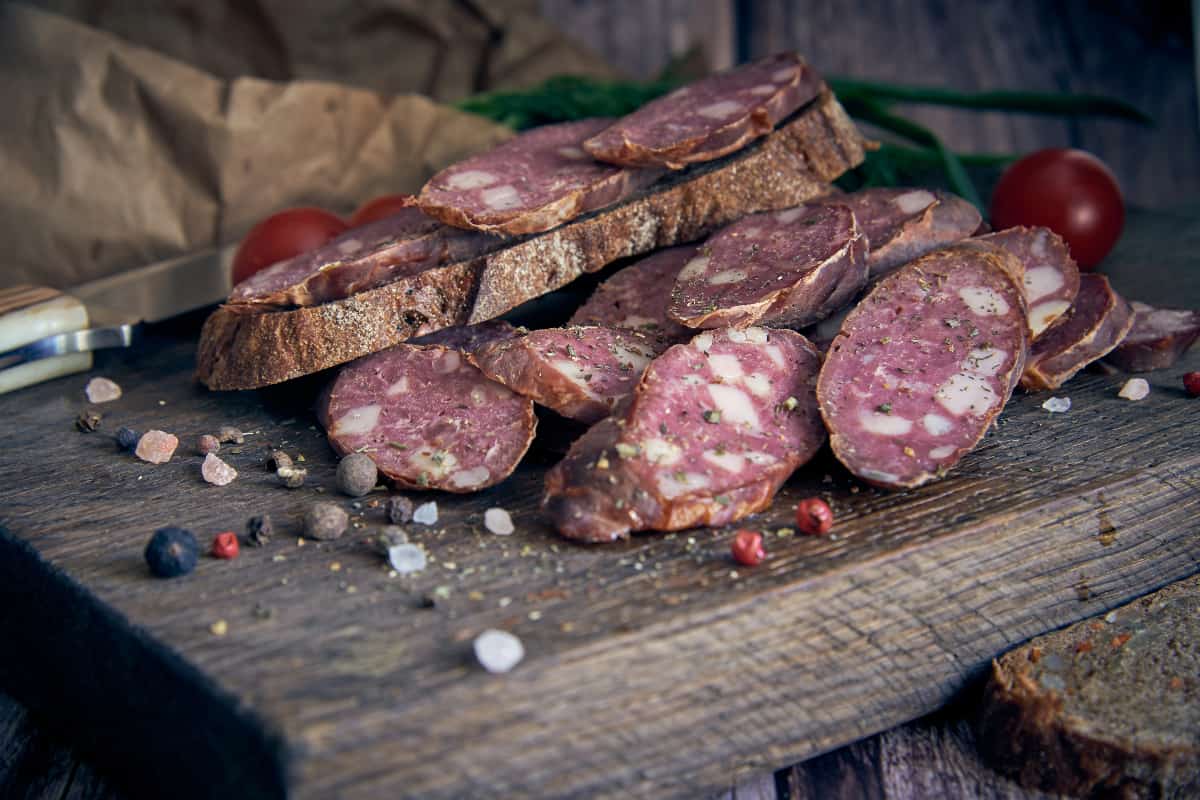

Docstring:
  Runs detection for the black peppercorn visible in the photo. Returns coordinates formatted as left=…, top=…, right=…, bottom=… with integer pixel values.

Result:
left=144, top=527, right=199, bottom=578
left=116, top=427, right=139, bottom=451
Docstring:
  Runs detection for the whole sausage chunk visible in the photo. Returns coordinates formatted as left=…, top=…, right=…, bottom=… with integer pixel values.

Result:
left=977, top=226, right=1081, bottom=336
left=417, top=119, right=662, bottom=236
left=322, top=344, right=535, bottom=492
left=1022, top=274, right=1135, bottom=390
left=569, top=246, right=697, bottom=343
left=836, top=187, right=981, bottom=278
left=470, top=326, right=667, bottom=424
left=229, top=204, right=497, bottom=308
left=817, top=245, right=1029, bottom=490
left=1103, top=301, right=1200, bottom=373
left=668, top=203, right=867, bottom=329
left=583, top=52, right=823, bottom=169
left=544, top=327, right=826, bottom=542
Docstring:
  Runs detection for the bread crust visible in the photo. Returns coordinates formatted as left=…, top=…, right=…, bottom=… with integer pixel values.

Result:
left=196, top=90, right=864, bottom=391
left=978, top=576, right=1200, bottom=799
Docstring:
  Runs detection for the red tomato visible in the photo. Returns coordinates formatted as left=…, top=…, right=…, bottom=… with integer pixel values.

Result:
left=349, top=194, right=416, bottom=227
left=989, top=148, right=1124, bottom=270
left=231, top=207, right=348, bottom=285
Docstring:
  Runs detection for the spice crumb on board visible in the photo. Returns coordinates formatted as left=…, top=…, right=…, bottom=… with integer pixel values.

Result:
left=197, top=434, right=221, bottom=455
left=277, top=465, right=307, bottom=488
left=135, top=430, right=179, bottom=464
left=216, top=426, right=245, bottom=444
left=84, top=377, right=121, bottom=403
left=246, top=515, right=272, bottom=546
left=1042, top=396, right=1071, bottom=413
left=1117, top=378, right=1150, bottom=401
left=386, top=496, right=415, bottom=524
left=201, top=453, right=238, bottom=486
left=210, top=532, right=239, bottom=560
left=75, top=409, right=102, bottom=432
left=209, top=620, right=229, bottom=637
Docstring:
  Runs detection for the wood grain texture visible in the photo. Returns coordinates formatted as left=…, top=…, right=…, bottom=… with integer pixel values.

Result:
left=538, top=0, right=735, bottom=78
left=1, top=208, right=1198, bottom=799
left=786, top=715, right=1064, bottom=799
left=540, top=0, right=1200, bottom=209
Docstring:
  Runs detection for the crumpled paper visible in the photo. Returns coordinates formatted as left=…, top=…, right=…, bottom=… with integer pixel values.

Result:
left=1, top=2, right=615, bottom=290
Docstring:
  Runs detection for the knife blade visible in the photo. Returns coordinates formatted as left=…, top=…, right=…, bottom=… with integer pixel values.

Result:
left=0, top=244, right=234, bottom=393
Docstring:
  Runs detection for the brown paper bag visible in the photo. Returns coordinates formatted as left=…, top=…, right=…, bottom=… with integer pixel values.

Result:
left=1, top=2, right=615, bottom=290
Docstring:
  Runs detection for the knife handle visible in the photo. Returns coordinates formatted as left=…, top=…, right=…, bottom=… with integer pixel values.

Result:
left=0, top=286, right=93, bottom=394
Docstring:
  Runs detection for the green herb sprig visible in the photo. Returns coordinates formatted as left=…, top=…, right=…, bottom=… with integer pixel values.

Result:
left=456, top=71, right=1150, bottom=207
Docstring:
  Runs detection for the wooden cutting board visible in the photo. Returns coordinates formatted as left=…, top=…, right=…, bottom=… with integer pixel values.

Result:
left=1, top=208, right=1198, bottom=800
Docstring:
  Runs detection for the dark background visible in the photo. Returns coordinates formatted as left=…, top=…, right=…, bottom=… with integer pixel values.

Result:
left=541, top=0, right=1199, bottom=209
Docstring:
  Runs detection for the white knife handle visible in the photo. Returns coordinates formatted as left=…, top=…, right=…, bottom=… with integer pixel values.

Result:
left=0, top=286, right=90, bottom=351
left=0, top=353, right=93, bottom=395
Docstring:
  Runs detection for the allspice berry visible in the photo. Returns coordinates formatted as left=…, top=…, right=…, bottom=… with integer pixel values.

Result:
left=303, top=502, right=348, bottom=541
left=336, top=453, right=378, bottom=497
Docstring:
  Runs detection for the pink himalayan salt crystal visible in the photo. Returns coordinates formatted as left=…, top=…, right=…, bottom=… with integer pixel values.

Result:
left=135, top=430, right=178, bottom=464
left=201, top=453, right=238, bottom=486
left=85, top=377, right=122, bottom=403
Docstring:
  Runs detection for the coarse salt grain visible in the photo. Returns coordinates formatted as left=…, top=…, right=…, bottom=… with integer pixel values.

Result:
left=201, top=453, right=238, bottom=486
left=413, top=501, right=439, bottom=526
left=135, top=430, right=179, bottom=464
left=474, top=629, right=524, bottom=674
left=387, top=543, right=427, bottom=575
left=84, top=377, right=122, bottom=403
left=1041, top=396, right=1071, bottom=413
left=1118, top=378, right=1150, bottom=401
left=484, top=507, right=514, bottom=535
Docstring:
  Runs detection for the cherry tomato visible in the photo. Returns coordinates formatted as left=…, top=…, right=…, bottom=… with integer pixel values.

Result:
left=731, top=530, right=765, bottom=567
left=349, top=194, right=416, bottom=227
left=231, top=207, right=348, bottom=285
left=989, top=148, right=1124, bottom=270
left=795, top=497, right=834, bottom=536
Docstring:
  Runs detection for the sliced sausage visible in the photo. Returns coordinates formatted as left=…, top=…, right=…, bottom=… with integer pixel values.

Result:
left=569, top=245, right=697, bottom=343
left=817, top=244, right=1029, bottom=490
left=410, top=320, right=520, bottom=353
left=544, top=327, right=826, bottom=542
left=1104, top=302, right=1200, bottom=372
left=417, top=119, right=662, bottom=236
left=470, top=326, right=667, bottom=424
left=834, top=187, right=981, bottom=278
left=1022, top=274, right=1135, bottom=390
left=667, top=203, right=867, bottom=330
left=322, top=344, right=535, bottom=492
left=228, top=205, right=497, bottom=308
left=582, top=52, right=823, bottom=169
left=977, top=226, right=1080, bottom=336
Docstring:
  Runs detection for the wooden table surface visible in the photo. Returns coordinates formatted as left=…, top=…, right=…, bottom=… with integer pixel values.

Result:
left=1, top=206, right=1197, bottom=800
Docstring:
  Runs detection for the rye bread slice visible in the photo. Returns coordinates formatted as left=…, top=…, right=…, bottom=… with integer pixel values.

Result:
left=977, top=574, right=1200, bottom=799
left=195, top=89, right=865, bottom=391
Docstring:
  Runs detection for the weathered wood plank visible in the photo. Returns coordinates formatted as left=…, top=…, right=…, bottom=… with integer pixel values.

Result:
left=1, top=207, right=1198, bottom=798
left=786, top=715, right=1064, bottom=799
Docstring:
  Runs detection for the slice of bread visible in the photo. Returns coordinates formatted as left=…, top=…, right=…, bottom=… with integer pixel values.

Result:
left=196, top=89, right=865, bottom=390
left=978, top=574, right=1200, bottom=798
